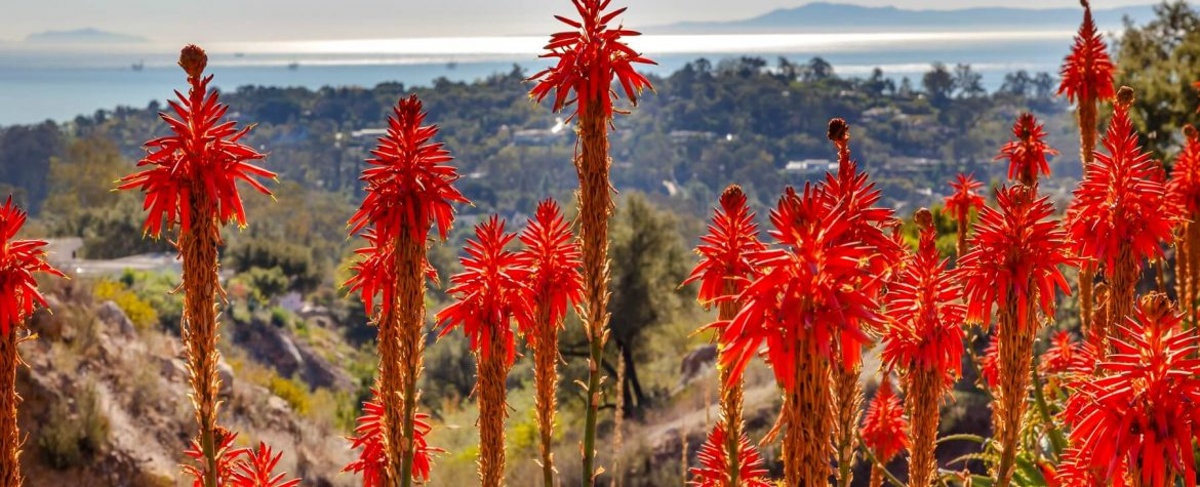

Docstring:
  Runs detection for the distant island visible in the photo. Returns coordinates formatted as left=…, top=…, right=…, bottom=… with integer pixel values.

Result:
left=24, top=28, right=146, bottom=44
left=647, top=1, right=1156, bottom=34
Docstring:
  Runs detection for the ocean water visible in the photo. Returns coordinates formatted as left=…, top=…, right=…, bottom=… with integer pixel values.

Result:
left=0, top=31, right=1078, bottom=126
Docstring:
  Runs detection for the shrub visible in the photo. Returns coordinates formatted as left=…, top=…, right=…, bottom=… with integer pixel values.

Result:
left=268, top=375, right=311, bottom=416
left=92, top=279, right=158, bottom=332
left=38, top=385, right=110, bottom=469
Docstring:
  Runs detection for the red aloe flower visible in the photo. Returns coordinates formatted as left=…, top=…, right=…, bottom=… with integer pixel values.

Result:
left=1067, top=90, right=1176, bottom=274
left=861, top=379, right=909, bottom=465
left=996, top=113, right=1058, bottom=187
left=343, top=392, right=442, bottom=485
left=343, top=228, right=438, bottom=316
left=1167, top=125, right=1200, bottom=329
left=981, top=335, right=999, bottom=389
left=1062, top=294, right=1200, bottom=487
left=682, top=184, right=767, bottom=306
left=823, top=119, right=900, bottom=487
left=0, top=198, right=63, bottom=335
left=348, top=95, right=467, bottom=242
left=117, top=45, right=274, bottom=237
left=183, top=428, right=241, bottom=487
left=0, top=197, right=62, bottom=487
left=1067, top=88, right=1178, bottom=348
left=944, top=173, right=987, bottom=258
left=959, top=185, right=1073, bottom=330
left=516, top=199, right=581, bottom=486
left=722, top=185, right=880, bottom=389
left=686, top=184, right=766, bottom=487
left=1166, top=125, right=1200, bottom=216
left=229, top=442, right=300, bottom=487
left=437, top=216, right=533, bottom=485
left=438, top=216, right=534, bottom=365
left=1039, top=331, right=1089, bottom=377
left=688, top=424, right=773, bottom=487
left=882, top=209, right=963, bottom=487
left=943, top=174, right=986, bottom=228
left=518, top=200, right=583, bottom=344
left=958, top=185, right=1072, bottom=485
left=346, top=93, right=465, bottom=487
left=528, top=0, right=655, bottom=118
left=722, top=185, right=879, bottom=484
left=1057, top=0, right=1116, bottom=106
left=882, top=209, right=966, bottom=388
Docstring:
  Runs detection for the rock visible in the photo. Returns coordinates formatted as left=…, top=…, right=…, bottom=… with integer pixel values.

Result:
left=160, top=357, right=187, bottom=380
left=96, top=301, right=136, bottom=337
left=232, top=318, right=353, bottom=391
left=679, top=344, right=717, bottom=388
left=28, top=295, right=67, bottom=341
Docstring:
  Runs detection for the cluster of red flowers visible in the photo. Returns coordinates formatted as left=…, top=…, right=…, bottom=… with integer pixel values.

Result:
left=996, top=113, right=1057, bottom=186
left=0, top=198, right=63, bottom=335
left=721, top=184, right=883, bottom=389
left=1062, top=295, right=1200, bottom=486
left=437, top=216, right=534, bottom=363
left=943, top=174, right=985, bottom=228
left=1066, top=92, right=1177, bottom=272
left=882, top=209, right=966, bottom=387
left=342, top=392, right=442, bottom=485
left=347, top=95, right=467, bottom=244
left=183, top=430, right=299, bottom=487
left=689, top=424, right=773, bottom=487
left=860, top=379, right=908, bottom=465
left=1057, top=0, right=1116, bottom=105
left=517, top=200, right=584, bottom=343
left=118, top=45, right=274, bottom=237
left=683, top=185, right=767, bottom=306
left=959, top=185, right=1073, bottom=330
left=528, top=0, right=655, bottom=117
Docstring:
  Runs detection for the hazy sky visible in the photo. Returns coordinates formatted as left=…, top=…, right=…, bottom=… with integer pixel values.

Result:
left=1, top=0, right=1158, bottom=42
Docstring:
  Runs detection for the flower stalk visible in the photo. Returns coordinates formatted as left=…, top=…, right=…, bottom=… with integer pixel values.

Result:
left=345, top=94, right=466, bottom=487
left=1066, top=87, right=1178, bottom=351
left=684, top=185, right=766, bottom=487
left=1059, top=0, right=1116, bottom=332
left=823, top=119, right=901, bottom=487
left=882, top=208, right=965, bottom=487
left=518, top=200, right=582, bottom=487
left=1167, top=125, right=1200, bottom=329
left=529, top=3, right=653, bottom=480
left=860, top=378, right=908, bottom=487
left=0, top=198, right=62, bottom=486
left=943, top=174, right=985, bottom=260
left=118, top=45, right=274, bottom=487
left=958, top=185, right=1073, bottom=487
left=438, top=217, right=533, bottom=487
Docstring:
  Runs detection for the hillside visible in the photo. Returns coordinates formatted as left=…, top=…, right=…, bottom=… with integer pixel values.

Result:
left=648, top=2, right=1154, bottom=33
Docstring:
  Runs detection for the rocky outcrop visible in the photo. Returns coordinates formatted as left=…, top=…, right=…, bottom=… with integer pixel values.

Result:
left=231, top=317, right=354, bottom=392
left=17, top=288, right=355, bottom=486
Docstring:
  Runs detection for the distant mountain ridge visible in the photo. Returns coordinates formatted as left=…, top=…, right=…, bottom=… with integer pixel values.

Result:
left=24, top=28, right=146, bottom=44
left=647, top=2, right=1156, bottom=34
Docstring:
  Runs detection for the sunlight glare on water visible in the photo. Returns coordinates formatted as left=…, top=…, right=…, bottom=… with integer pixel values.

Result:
left=210, top=30, right=1075, bottom=58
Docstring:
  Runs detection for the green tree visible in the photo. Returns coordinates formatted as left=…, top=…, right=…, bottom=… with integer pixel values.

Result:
left=0, top=122, right=63, bottom=212
left=43, top=136, right=125, bottom=229
left=1115, top=0, right=1200, bottom=158
left=923, top=63, right=955, bottom=106
left=606, top=193, right=691, bottom=417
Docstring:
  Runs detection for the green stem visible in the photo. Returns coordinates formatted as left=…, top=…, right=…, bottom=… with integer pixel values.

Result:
left=1029, top=356, right=1065, bottom=460
left=858, top=433, right=905, bottom=487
